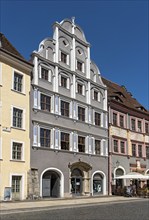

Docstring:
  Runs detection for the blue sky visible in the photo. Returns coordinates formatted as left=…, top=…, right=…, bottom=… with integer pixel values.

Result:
left=1, top=0, right=148, bottom=109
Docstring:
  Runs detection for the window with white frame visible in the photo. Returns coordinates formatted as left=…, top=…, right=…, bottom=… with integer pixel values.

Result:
left=95, top=112, right=101, bottom=126
left=41, top=94, right=51, bottom=112
left=13, top=72, right=23, bottom=92
left=40, top=128, right=50, bottom=147
left=12, top=142, right=23, bottom=160
left=120, top=141, right=125, bottom=154
left=137, top=120, right=142, bottom=132
left=78, top=136, right=85, bottom=153
left=113, top=138, right=126, bottom=154
left=113, top=113, right=118, bottom=126
left=78, top=106, right=85, bottom=122
left=113, top=140, right=118, bottom=152
left=60, top=51, right=69, bottom=65
left=12, top=107, right=23, bottom=129
left=61, top=132, right=69, bottom=151
left=95, top=140, right=101, bottom=155
left=76, top=60, right=84, bottom=72
left=40, top=66, right=51, bottom=82
left=76, top=81, right=85, bottom=95
left=61, top=100, right=69, bottom=117
left=59, top=73, right=70, bottom=89
left=131, top=118, right=136, bottom=131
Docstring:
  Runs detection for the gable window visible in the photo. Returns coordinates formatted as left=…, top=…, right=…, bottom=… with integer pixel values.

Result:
left=146, top=146, right=149, bottom=159
left=95, top=140, right=101, bottom=155
left=78, top=136, right=85, bottom=153
left=113, top=140, right=118, bottom=152
left=120, top=115, right=124, bottom=128
left=94, top=91, right=98, bottom=101
left=132, top=144, right=136, bottom=157
left=77, top=83, right=83, bottom=95
left=138, top=121, right=142, bottom=132
left=61, top=52, right=67, bottom=64
left=41, top=67, right=49, bottom=80
left=12, top=142, right=22, bottom=160
left=14, top=72, right=23, bottom=92
left=120, top=141, right=125, bottom=154
left=77, top=61, right=82, bottom=71
left=145, top=123, right=149, bottom=134
left=13, top=108, right=23, bottom=128
left=95, top=112, right=101, bottom=126
left=61, top=132, right=69, bottom=150
left=113, top=113, right=117, bottom=126
left=78, top=106, right=85, bottom=121
left=61, top=76, right=67, bottom=88
left=41, top=94, right=51, bottom=112
left=40, top=128, right=50, bottom=147
left=61, top=100, right=69, bottom=117
left=131, top=119, right=136, bottom=131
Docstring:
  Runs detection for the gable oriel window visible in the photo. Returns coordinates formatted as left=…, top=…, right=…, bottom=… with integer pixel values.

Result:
left=77, top=83, right=83, bottom=95
left=41, top=94, right=51, bottom=112
left=145, top=122, right=149, bottom=134
left=13, top=108, right=23, bottom=128
left=94, top=91, right=98, bottom=101
left=78, top=136, right=85, bottom=153
left=40, top=128, right=50, bottom=147
left=41, top=67, right=49, bottom=80
left=61, top=76, right=67, bottom=88
left=113, top=113, right=117, bottom=126
left=78, top=106, right=85, bottom=121
left=12, top=142, right=22, bottom=160
left=61, top=52, right=67, bottom=64
left=61, top=100, right=69, bottom=117
left=13, top=72, right=23, bottom=92
left=131, top=119, right=136, bottom=131
left=120, top=115, right=124, bottom=128
left=95, top=112, right=101, bottom=126
left=61, top=132, right=69, bottom=150
left=77, top=61, right=82, bottom=71
left=95, top=140, right=101, bottom=155
left=138, top=120, right=142, bottom=132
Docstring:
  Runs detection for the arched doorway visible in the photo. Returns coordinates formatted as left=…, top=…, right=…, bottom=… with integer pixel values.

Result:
left=42, top=170, right=60, bottom=198
left=71, top=168, right=83, bottom=195
left=93, top=173, right=103, bottom=195
left=115, top=168, right=124, bottom=195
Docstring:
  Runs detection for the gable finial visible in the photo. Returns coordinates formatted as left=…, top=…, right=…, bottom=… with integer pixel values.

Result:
left=71, top=17, right=75, bottom=24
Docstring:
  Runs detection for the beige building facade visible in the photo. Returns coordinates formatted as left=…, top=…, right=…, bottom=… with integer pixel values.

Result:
left=0, top=33, right=32, bottom=200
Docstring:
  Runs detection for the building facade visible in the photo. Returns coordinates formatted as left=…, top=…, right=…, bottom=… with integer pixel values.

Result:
left=0, top=33, right=32, bottom=200
left=102, top=78, right=149, bottom=195
left=30, top=18, right=108, bottom=198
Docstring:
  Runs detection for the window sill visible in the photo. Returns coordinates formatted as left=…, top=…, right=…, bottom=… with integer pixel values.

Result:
left=11, top=127, right=26, bottom=131
left=11, top=89, right=26, bottom=96
left=10, top=160, right=25, bottom=163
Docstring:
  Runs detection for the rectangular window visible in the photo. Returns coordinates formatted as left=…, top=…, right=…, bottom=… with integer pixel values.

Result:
left=13, top=108, right=23, bottom=128
left=120, top=115, right=124, bottom=128
left=132, top=144, right=136, bottom=157
left=94, top=91, right=98, bottom=101
left=14, top=72, right=23, bottom=92
left=138, top=121, right=142, bottom=132
left=61, top=76, right=67, bottom=88
left=41, top=94, right=51, bottom=112
left=61, top=52, right=67, bottom=63
left=113, top=113, right=117, bottom=126
left=120, top=141, right=125, bottom=154
left=78, top=106, right=85, bottom=121
left=40, top=128, right=50, bottom=147
left=41, top=67, right=48, bottom=80
left=78, top=136, right=85, bottom=152
left=113, top=140, right=118, bottom=152
left=61, top=100, right=69, bottom=117
left=131, top=119, right=136, bottom=131
left=61, top=132, right=69, bottom=150
left=77, top=83, right=83, bottom=95
left=12, top=142, right=22, bottom=160
left=145, top=123, right=149, bottom=134
left=95, top=112, right=101, bottom=126
left=95, top=140, right=101, bottom=155
left=146, top=146, right=149, bottom=159
left=138, top=145, right=142, bottom=157
left=77, top=61, right=82, bottom=71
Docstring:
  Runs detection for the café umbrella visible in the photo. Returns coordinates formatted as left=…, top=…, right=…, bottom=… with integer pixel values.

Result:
left=114, top=172, right=149, bottom=180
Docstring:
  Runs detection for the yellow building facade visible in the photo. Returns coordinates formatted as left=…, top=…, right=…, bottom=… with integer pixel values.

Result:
left=0, top=33, right=32, bottom=200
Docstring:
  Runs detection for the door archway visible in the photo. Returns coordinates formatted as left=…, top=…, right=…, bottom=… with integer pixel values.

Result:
left=93, top=173, right=103, bottom=195
left=71, top=168, right=83, bottom=195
